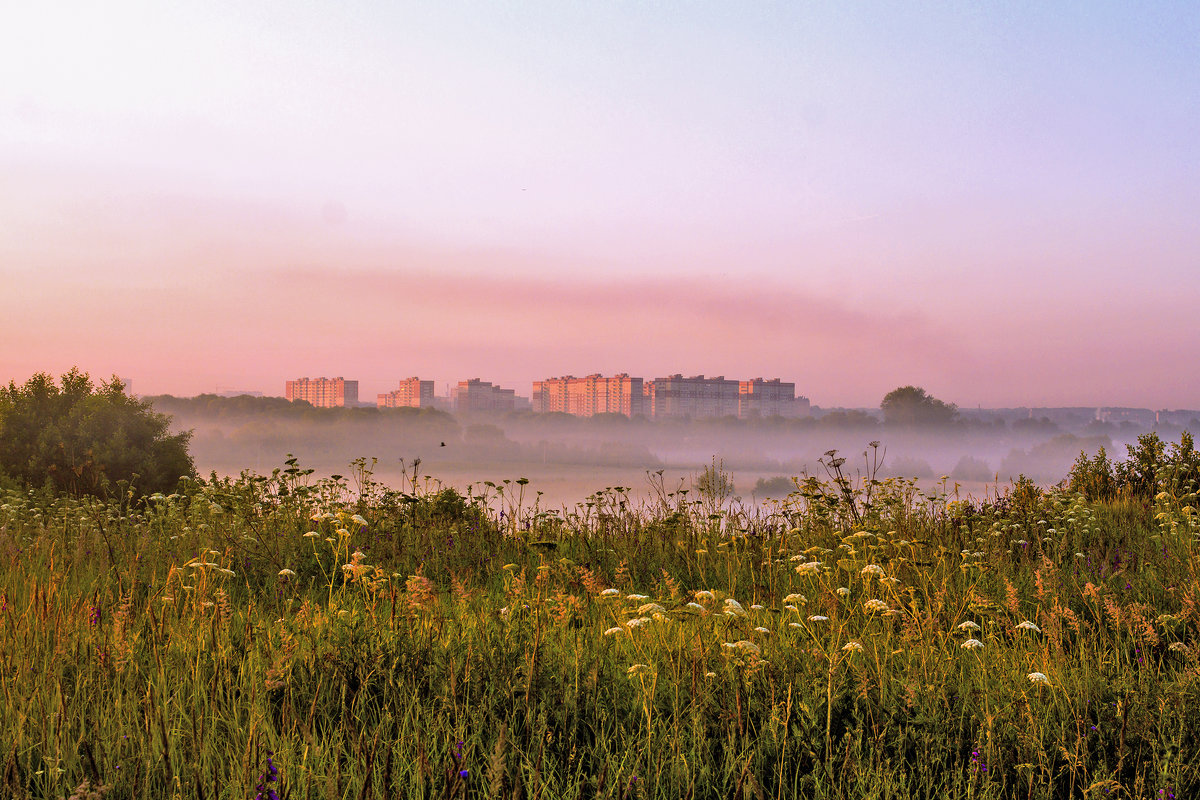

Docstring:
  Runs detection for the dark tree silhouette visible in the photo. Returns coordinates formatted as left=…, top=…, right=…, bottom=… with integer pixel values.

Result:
left=880, top=386, right=957, bottom=427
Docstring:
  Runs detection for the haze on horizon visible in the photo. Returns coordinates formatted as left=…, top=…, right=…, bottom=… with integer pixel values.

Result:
left=2, top=2, right=1197, bottom=409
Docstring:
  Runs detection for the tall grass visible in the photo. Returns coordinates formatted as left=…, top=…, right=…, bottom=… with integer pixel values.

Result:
left=1, top=459, right=1198, bottom=799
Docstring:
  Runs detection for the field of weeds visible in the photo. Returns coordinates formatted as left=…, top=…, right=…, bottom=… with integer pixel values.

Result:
left=2, top=452, right=1199, bottom=799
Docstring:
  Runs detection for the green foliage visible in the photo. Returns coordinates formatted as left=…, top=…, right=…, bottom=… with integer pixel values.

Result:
left=0, top=369, right=194, bottom=497
left=1066, top=432, right=1199, bottom=501
left=880, top=385, right=957, bottom=427
left=4, top=451, right=1200, bottom=799
left=1066, top=446, right=1118, bottom=501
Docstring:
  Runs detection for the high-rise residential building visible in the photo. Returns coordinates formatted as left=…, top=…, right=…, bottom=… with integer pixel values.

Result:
left=644, top=375, right=741, bottom=419
left=285, top=377, right=358, bottom=408
left=532, top=374, right=645, bottom=417
left=738, top=378, right=810, bottom=418
left=451, top=378, right=516, bottom=413
left=377, top=377, right=435, bottom=408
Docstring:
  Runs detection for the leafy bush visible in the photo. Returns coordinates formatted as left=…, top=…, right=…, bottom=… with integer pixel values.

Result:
left=950, top=455, right=993, bottom=482
left=752, top=475, right=795, bottom=498
left=1067, top=432, right=1199, bottom=501
left=0, top=369, right=194, bottom=497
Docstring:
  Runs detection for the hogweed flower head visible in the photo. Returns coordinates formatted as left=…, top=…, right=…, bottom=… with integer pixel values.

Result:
left=961, top=638, right=984, bottom=650
left=957, top=621, right=981, bottom=632
left=1027, top=672, right=1050, bottom=685
left=861, top=564, right=885, bottom=578
left=864, top=599, right=890, bottom=613
left=842, top=641, right=864, bottom=653
left=809, top=615, right=829, bottom=622
left=1016, top=620, right=1041, bottom=633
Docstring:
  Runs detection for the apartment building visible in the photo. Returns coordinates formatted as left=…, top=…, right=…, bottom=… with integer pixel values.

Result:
left=377, top=377, right=435, bottom=408
left=738, top=378, right=811, bottom=418
left=532, top=374, right=645, bottom=417
left=644, top=375, right=741, bottom=419
left=452, top=378, right=516, bottom=413
left=285, top=377, right=358, bottom=408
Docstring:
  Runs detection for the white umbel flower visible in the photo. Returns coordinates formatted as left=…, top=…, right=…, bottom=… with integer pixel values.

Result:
left=864, top=599, right=890, bottom=613
left=957, top=621, right=982, bottom=632
left=842, top=641, right=864, bottom=652
left=1027, top=672, right=1050, bottom=684
left=1015, top=620, right=1042, bottom=633
left=961, top=638, right=984, bottom=650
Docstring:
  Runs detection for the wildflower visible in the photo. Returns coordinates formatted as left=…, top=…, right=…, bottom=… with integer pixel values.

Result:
left=684, top=602, right=707, bottom=614
left=254, top=751, right=280, bottom=800
left=864, top=599, right=890, bottom=613
left=724, top=598, right=748, bottom=617
left=861, top=564, right=885, bottom=578
left=795, top=561, right=823, bottom=575
left=603, top=627, right=624, bottom=636
left=880, top=577, right=901, bottom=587
left=836, top=587, right=850, bottom=597
left=705, top=671, right=717, bottom=678
left=783, top=593, right=807, bottom=604
left=723, top=640, right=761, bottom=656
left=636, top=603, right=666, bottom=615
left=1027, top=672, right=1050, bottom=685
left=600, top=588, right=619, bottom=596
left=626, top=617, right=651, bottom=628
left=961, top=638, right=984, bottom=650
left=957, top=621, right=981, bottom=632
left=750, top=604, right=765, bottom=610
left=754, top=627, right=770, bottom=634
left=351, top=514, right=368, bottom=527
left=789, top=622, right=802, bottom=628
left=1168, top=642, right=1188, bottom=653
left=336, top=528, right=350, bottom=538
left=626, top=663, right=653, bottom=677
left=1016, top=620, right=1042, bottom=633
left=784, top=604, right=798, bottom=612
left=842, top=641, right=863, bottom=653
left=626, top=594, right=649, bottom=601
left=694, top=590, right=715, bottom=602
left=277, top=569, right=296, bottom=578
left=808, top=615, right=829, bottom=622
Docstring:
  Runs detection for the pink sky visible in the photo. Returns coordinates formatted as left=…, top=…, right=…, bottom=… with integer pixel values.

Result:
left=2, top=3, right=1197, bottom=408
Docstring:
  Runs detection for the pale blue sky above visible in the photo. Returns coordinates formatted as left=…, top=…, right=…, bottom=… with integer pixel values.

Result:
left=2, top=2, right=1197, bottom=406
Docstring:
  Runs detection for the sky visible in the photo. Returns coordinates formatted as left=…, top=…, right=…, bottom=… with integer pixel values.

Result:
left=2, top=1, right=1197, bottom=408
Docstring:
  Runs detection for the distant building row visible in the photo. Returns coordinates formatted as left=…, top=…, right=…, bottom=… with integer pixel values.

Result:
left=286, top=374, right=810, bottom=419
left=532, top=374, right=810, bottom=419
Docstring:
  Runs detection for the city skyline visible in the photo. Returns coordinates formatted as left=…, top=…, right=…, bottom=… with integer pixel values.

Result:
left=3, top=3, right=1197, bottom=408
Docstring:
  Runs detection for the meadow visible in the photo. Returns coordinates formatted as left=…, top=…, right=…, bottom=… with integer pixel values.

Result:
left=2, top=449, right=1199, bottom=800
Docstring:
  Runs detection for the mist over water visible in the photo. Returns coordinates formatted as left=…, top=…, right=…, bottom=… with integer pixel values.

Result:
left=150, top=396, right=1199, bottom=509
